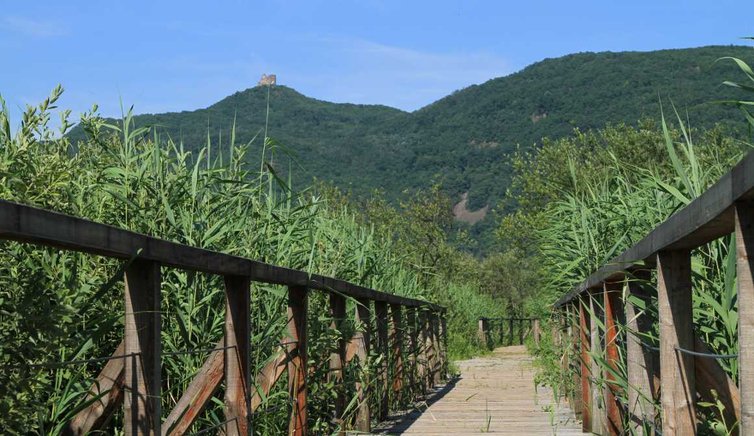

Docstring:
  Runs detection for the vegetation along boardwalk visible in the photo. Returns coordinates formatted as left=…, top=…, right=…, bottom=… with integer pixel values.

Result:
left=375, top=346, right=582, bottom=435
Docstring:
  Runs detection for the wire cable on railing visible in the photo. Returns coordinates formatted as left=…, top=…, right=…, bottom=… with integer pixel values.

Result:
left=674, top=346, right=738, bottom=359
left=638, top=341, right=738, bottom=359
left=24, top=352, right=141, bottom=369
left=186, top=417, right=238, bottom=436
left=162, top=345, right=235, bottom=357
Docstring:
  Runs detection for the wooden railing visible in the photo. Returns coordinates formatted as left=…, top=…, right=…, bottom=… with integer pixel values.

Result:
left=553, top=151, right=754, bottom=435
left=0, top=200, right=447, bottom=435
left=477, top=317, right=541, bottom=348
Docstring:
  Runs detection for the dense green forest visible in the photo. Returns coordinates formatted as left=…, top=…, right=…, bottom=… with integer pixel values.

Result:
left=0, top=86, right=515, bottom=434
left=4, top=41, right=754, bottom=433
left=70, top=45, right=754, bottom=253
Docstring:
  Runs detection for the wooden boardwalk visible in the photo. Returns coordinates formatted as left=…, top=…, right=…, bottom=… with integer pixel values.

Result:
left=375, top=346, right=582, bottom=435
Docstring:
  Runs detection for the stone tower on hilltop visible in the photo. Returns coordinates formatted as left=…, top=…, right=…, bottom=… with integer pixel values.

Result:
left=258, top=74, right=277, bottom=86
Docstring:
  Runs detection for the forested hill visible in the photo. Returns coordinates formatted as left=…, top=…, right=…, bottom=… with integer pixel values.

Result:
left=74, top=45, right=752, bottom=216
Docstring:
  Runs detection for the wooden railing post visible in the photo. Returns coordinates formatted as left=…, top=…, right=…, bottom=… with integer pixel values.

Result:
left=374, top=301, right=390, bottom=421
left=124, top=259, right=161, bottom=436
left=568, top=304, right=583, bottom=417
left=533, top=319, right=541, bottom=347
left=589, top=292, right=606, bottom=434
left=353, top=298, right=371, bottom=432
left=477, top=318, right=488, bottom=346
left=287, top=286, right=308, bottom=436
left=406, top=307, right=418, bottom=400
left=737, top=201, right=754, bottom=433
left=329, top=293, right=347, bottom=433
left=440, top=312, right=448, bottom=379
left=657, top=250, right=696, bottom=434
left=625, top=270, right=658, bottom=434
left=430, top=311, right=441, bottom=385
left=224, top=276, right=251, bottom=436
left=579, top=296, right=592, bottom=433
left=508, top=318, right=514, bottom=345
left=417, top=309, right=428, bottom=395
left=390, top=304, right=404, bottom=407
left=603, top=281, right=623, bottom=436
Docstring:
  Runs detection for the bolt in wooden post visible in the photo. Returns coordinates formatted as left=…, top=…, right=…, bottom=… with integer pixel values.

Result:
left=375, top=301, right=390, bottom=421
left=329, top=293, right=347, bottom=433
left=124, top=259, right=161, bottom=436
left=579, top=297, right=592, bottom=432
left=657, top=250, right=695, bottom=435
left=737, top=201, right=754, bottom=433
left=224, top=276, right=251, bottom=436
left=390, top=304, right=404, bottom=406
left=287, top=286, right=308, bottom=436
left=625, top=270, right=658, bottom=435
left=604, top=281, right=623, bottom=436
left=353, top=298, right=371, bottom=432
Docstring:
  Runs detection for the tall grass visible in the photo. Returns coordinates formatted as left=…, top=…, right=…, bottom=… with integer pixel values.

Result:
left=517, top=51, right=754, bottom=434
left=0, top=86, right=504, bottom=434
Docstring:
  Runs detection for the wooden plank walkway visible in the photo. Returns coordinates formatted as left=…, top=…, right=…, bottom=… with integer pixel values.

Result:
left=374, top=346, right=582, bottom=435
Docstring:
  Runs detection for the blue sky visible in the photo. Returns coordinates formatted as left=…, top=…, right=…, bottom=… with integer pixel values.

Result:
left=1, top=0, right=752, bottom=123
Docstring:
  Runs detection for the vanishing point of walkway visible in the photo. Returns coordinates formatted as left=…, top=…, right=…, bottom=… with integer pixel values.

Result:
left=375, top=345, right=582, bottom=435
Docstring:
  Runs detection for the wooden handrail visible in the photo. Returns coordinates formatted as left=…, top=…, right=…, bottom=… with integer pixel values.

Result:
left=0, top=199, right=442, bottom=311
left=553, top=150, right=754, bottom=435
left=1, top=199, right=448, bottom=435
left=555, top=150, right=754, bottom=307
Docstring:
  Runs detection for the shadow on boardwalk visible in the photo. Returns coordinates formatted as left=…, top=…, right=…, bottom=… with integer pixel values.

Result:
left=372, top=345, right=582, bottom=435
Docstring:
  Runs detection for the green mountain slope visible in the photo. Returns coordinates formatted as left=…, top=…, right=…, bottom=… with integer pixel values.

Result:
left=74, top=45, right=753, bottom=218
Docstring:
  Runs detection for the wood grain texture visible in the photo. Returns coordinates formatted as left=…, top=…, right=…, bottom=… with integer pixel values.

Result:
left=329, top=293, right=347, bottom=433
left=353, top=298, right=372, bottom=432
left=390, top=304, right=404, bottom=405
left=224, top=275, right=250, bottom=436
left=124, top=260, right=161, bottom=436
left=737, top=201, right=754, bottom=434
left=375, top=301, right=390, bottom=421
left=0, top=200, right=441, bottom=311
left=63, top=341, right=125, bottom=435
left=557, top=150, right=754, bottom=308
left=658, top=250, right=696, bottom=435
left=162, top=339, right=224, bottom=435
left=625, top=271, right=659, bottom=435
left=287, top=286, right=308, bottom=436
left=603, top=282, right=623, bottom=436
left=374, top=346, right=582, bottom=435
left=579, top=298, right=592, bottom=432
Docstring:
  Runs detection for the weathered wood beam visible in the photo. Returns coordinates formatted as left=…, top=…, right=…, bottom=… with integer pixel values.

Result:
left=603, top=281, right=623, bottom=436
left=579, top=298, right=592, bottom=432
left=737, top=201, right=754, bottom=433
left=589, top=293, right=606, bottom=434
left=557, top=150, right=754, bottom=307
left=287, top=286, right=308, bottom=436
left=63, top=341, right=125, bottom=435
left=124, top=259, right=161, bottom=435
left=375, top=301, right=390, bottom=421
left=406, top=308, right=418, bottom=397
left=390, top=304, right=404, bottom=406
left=224, top=276, right=250, bottom=436
left=353, top=298, right=372, bottom=432
left=0, top=200, right=441, bottom=311
left=329, top=293, right=347, bottom=433
left=625, top=272, right=659, bottom=435
left=162, top=339, right=224, bottom=435
left=658, top=250, right=696, bottom=434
